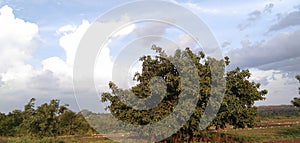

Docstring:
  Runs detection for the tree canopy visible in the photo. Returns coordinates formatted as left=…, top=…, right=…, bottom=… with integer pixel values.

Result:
left=291, top=75, right=300, bottom=107
left=0, top=98, right=93, bottom=137
left=101, top=46, right=267, bottom=142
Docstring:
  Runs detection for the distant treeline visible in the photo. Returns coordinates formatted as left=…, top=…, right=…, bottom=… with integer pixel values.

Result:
left=1, top=97, right=299, bottom=138
left=258, top=105, right=299, bottom=116
left=0, top=98, right=94, bottom=137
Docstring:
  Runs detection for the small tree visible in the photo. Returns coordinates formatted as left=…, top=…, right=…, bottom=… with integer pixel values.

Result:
left=21, top=98, right=69, bottom=137
left=291, top=75, right=300, bottom=107
left=20, top=98, right=36, bottom=136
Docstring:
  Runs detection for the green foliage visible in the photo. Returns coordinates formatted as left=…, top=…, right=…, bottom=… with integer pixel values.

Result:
left=86, top=113, right=119, bottom=134
left=213, top=68, right=267, bottom=129
left=58, top=110, right=92, bottom=135
left=258, top=105, right=299, bottom=116
left=0, top=110, right=22, bottom=136
left=101, top=46, right=267, bottom=142
left=292, top=75, right=300, bottom=107
left=0, top=98, right=93, bottom=138
left=18, top=99, right=67, bottom=137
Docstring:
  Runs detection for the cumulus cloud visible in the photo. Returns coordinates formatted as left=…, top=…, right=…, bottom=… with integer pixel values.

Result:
left=177, top=34, right=197, bottom=49
left=0, top=5, right=111, bottom=113
left=42, top=57, right=72, bottom=78
left=227, top=29, right=300, bottom=72
left=250, top=68, right=299, bottom=106
left=0, top=5, right=40, bottom=100
left=0, top=5, right=40, bottom=73
left=258, top=57, right=300, bottom=72
left=51, top=18, right=137, bottom=94
left=34, top=20, right=92, bottom=93
left=29, top=71, right=59, bottom=90
left=93, top=19, right=138, bottom=91
left=269, top=9, right=300, bottom=31
left=1, top=64, right=36, bottom=82
left=94, top=45, right=114, bottom=92
left=57, top=20, right=90, bottom=66
left=134, top=22, right=170, bottom=38
left=249, top=68, right=275, bottom=86
left=0, top=5, right=80, bottom=112
left=2, top=1, right=297, bottom=113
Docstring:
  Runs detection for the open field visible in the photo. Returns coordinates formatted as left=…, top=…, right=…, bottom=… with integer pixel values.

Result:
left=222, top=117, right=300, bottom=142
left=1, top=115, right=300, bottom=143
left=0, top=136, right=116, bottom=143
left=1, top=105, right=300, bottom=143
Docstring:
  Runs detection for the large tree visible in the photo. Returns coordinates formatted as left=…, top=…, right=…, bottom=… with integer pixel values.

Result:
left=101, top=46, right=267, bottom=142
left=291, top=75, right=300, bottom=107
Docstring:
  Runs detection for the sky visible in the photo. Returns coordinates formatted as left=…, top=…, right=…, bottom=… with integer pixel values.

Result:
left=0, top=0, right=299, bottom=113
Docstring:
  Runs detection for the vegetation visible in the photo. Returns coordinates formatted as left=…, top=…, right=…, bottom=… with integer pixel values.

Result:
left=292, top=75, right=300, bottom=107
left=1, top=47, right=299, bottom=142
left=0, top=98, right=94, bottom=138
left=101, top=46, right=267, bottom=142
left=224, top=125, right=300, bottom=142
left=258, top=105, right=299, bottom=116
left=0, top=136, right=117, bottom=143
left=1, top=100, right=300, bottom=142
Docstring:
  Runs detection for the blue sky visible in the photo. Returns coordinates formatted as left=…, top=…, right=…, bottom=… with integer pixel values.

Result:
left=0, top=0, right=300, bottom=113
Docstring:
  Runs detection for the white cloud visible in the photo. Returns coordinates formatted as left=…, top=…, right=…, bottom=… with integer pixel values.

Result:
left=0, top=5, right=43, bottom=112
left=57, top=25, right=77, bottom=35
left=49, top=20, right=114, bottom=93
left=1, top=1, right=299, bottom=114
left=0, top=5, right=86, bottom=112
left=94, top=45, right=114, bottom=92
left=227, top=29, right=300, bottom=71
left=184, top=3, right=221, bottom=14
left=57, top=20, right=90, bottom=66
left=114, top=23, right=136, bottom=37
left=41, top=16, right=138, bottom=112
left=251, top=68, right=299, bottom=106
left=1, top=64, right=36, bottom=82
left=177, top=34, right=197, bottom=49
left=52, top=19, right=136, bottom=93
left=39, top=20, right=92, bottom=81
left=0, top=5, right=40, bottom=73
left=42, top=57, right=72, bottom=78
left=248, top=68, right=288, bottom=88
left=0, top=5, right=40, bottom=95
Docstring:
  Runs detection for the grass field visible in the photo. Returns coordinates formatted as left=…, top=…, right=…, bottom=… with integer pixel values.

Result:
left=220, top=115, right=300, bottom=142
left=0, top=136, right=117, bottom=143
left=223, top=124, right=300, bottom=142
left=1, top=115, right=300, bottom=143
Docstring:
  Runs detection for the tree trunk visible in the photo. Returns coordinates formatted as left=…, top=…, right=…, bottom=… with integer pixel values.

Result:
left=187, top=132, right=193, bottom=143
left=172, top=133, right=180, bottom=143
